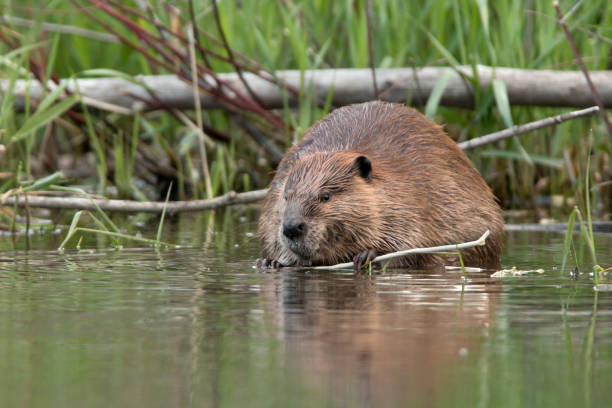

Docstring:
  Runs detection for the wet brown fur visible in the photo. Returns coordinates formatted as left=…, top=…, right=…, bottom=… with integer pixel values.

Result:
left=258, top=101, right=504, bottom=268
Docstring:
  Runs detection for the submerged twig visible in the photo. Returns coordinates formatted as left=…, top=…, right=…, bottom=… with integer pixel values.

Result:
left=458, top=106, right=600, bottom=150
left=314, top=230, right=491, bottom=270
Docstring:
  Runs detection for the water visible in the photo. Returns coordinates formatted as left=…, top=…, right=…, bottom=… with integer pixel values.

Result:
left=1, top=211, right=611, bottom=408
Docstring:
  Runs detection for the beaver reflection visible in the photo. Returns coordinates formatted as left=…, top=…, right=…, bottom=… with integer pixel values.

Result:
left=260, top=268, right=500, bottom=407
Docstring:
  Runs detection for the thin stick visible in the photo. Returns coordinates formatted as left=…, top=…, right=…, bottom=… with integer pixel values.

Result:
left=2, top=189, right=268, bottom=214
left=553, top=1, right=612, bottom=138
left=458, top=106, right=599, bottom=150
left=364, top=0, right=379, bottom=99
left=314, top=230, right=491, bottom=270
left=234, top=115, right=284, bottom=164
left=187, top=23, right=213, bottom=198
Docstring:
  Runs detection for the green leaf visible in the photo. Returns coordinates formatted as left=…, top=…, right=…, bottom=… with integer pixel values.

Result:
left=22, top=171, right=63, bottom=192
left=1, top=40, right=49, bottom=61
left=481, top=150, right=562, bottom=168
left=422, top=29, right=461, bottom=67
left=492, top=79, right=533, bottom=165
left=492, top=79, right=513, bottom=128
left=58, top=210, right=84, bottom=250
left=156, top=182, right=173, bottom=243
left=45, top=33, right=61, bottom=84
left=425, top=69, right=453, bottom=118
left=37, top=80, right=71, bottom=113
left=12, top=95, right=77, bottom=142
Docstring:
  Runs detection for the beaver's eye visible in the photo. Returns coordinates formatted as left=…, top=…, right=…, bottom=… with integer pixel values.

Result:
left=321, top=193, right=331, bottom=202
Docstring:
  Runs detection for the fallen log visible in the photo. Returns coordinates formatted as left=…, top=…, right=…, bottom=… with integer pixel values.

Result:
left=2, top=189, right=268, bottom=214
left=4, top=66, right=612, bottom=112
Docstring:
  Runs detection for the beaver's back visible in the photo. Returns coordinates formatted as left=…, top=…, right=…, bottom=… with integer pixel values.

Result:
left=296, top=101, right=445, bottom=154
left=278, top=102, right=481, bottom=186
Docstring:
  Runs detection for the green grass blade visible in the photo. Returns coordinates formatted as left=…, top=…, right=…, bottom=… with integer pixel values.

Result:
left=58, top=210, right=84, bottom=250
left=561, top=207, right=577, bottom=273
left=481, top=150, right=562, bottom=168
left=91, top=201, right=120, bottom=234
left=21, top=171, right=63, bottom=192
left=585, top=148, right=595, bottom=253
left=1, top=40, right=49, bottom=62
left=425, top=69, right=453, bottom=118
left=492, top=78, right=531, bottom=167
left=492, top=79, right=513, bottom=128
left=156, top=182, right=172, bottom=243
left=36, top=79, right=71, bottom=113
left=72, top=227, right=173, bottom=248
left=575, top=209, right=598, bottom=275
left=12, top=94, right=77, bottom=142
left=421, top=28, right=461, bottom=67
left=44, top=33, right=61, bottom=84
left=80, top=102, right=107, bottom=194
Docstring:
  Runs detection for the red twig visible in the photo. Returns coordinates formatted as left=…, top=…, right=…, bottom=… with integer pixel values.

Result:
left=81, top=0, right=286, bottom=128
left=553, top=1, right=612, bottom=138
left=211, top=1, right=266, bottom=107
left=131, top=0, right=311, bottom=109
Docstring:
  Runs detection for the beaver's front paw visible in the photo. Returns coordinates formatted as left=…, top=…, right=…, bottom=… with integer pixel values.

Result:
left=353, top=249, right=377, bottom=272
left=255, top=258, right=283, bottom=269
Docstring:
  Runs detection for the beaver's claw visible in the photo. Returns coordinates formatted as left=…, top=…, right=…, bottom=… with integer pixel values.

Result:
left=255, top=258, right=282, bottom=269
left=353, top=249, right=377, bottom=272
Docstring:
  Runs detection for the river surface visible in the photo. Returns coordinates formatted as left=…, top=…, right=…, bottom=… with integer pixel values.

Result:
left=1, top=210, right=611, bottom=407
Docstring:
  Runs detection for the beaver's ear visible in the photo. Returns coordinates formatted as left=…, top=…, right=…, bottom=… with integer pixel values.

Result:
left=354, top=155, right=372, bottom=179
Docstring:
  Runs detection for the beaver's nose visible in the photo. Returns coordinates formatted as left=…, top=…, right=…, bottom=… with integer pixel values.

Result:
left=283, top=219, right=306, bottom=240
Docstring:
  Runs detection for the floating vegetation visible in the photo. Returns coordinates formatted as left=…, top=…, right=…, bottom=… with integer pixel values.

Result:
left=490, top=267, right=545, bottom=278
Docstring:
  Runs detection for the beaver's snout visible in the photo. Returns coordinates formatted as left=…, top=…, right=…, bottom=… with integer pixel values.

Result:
left=282, top=218, right=307, bottom=240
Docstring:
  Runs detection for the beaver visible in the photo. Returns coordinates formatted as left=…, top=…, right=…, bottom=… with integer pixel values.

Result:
left=257, top=101, right=504, bottom=270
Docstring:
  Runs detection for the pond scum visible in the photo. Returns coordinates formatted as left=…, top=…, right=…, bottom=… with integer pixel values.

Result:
left=0, top=1, right=610, bottom=274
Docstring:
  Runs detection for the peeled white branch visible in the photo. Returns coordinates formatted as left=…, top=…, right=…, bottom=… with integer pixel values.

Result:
left=314, top=230, right=491, bottom=270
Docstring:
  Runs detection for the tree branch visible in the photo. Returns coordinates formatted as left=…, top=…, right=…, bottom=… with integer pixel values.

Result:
left=458, top=106, right=600, bottom=150
left=553, top=1, right=612, bottom=138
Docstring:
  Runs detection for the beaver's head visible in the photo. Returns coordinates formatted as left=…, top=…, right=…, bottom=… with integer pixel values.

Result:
left=277, top=150, right=382, bottom=266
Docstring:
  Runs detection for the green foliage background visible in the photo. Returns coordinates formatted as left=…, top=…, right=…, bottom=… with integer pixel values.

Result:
left=0, top=0, right=610, bottom=216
